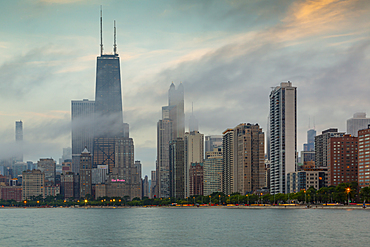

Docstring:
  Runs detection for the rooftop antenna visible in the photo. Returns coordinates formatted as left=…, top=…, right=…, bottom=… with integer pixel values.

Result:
left=113, top=20, right=117, bottom=55
left=100, top=6, right=103, bottom=56
left=313, top=116, right=316, bottom=130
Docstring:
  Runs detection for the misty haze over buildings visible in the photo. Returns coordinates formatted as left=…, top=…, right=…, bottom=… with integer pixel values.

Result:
left=0, top=0, right=370, bottom=177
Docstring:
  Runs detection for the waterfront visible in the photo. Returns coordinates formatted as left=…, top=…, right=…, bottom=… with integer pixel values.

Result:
left=0, top=207, right=369, bottom=246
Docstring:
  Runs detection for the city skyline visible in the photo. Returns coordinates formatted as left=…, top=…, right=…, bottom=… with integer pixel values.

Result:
left=0, top=0, right=370, bottom=178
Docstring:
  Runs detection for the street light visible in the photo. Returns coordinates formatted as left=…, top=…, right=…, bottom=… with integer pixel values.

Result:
left=209, top=195, right=211, bottom=205
left=219, top=194, right=221, bottom=205
left=346, top=188, right=351, bottom=205
left=260, top=193, right=263, bottom=205
left=304, top=190, right=306, bottom=205
left=84, top=199, right=87, bottom=207
left=193, top=197, right=195, bottom=205
left=246, top=194, right=249, bottom=206
left=228, top=195, right=230, bottom=204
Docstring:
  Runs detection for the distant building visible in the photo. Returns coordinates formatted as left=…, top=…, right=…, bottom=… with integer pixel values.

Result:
left=15, top=120, right=23, bottom=162
left=156, top=83, right=185, bottom=199
left=169, top=138, right=185, bottom=199
left=358, top=126, right=370, bottom=188
left=142, top=175, right=149, bottom=198
left=22, top=170, right=45, bottom=200
left=44, top=184, right=60, bottom=198
left=150, top=170, right=156, bottom=198
left=203, top=148, right=222, bottom=196
left=347, top=113, right=370, bottom=137
left=189, top=163, right=203, bottom=196
left=92, top=165, right=108, bottom=184
left=287, top=168, right=328, bottom=193
left=12, top=162, right=27, bottom=179
left=157, top=119, right=173, bottom=198
left=269, top=81, right=297, bottom=194
left=37, top=159, right=56, bottom=185
left=303, top=129, right=316, bottom=151
left=222, top=123, right=265, bottom=195
left=184, top=131, right=204, bottom=197
left=204, top=135, right=222, bottom=153
left=0, top=186, right=22, bottom=201
left=79, top=148, right=92, bottom=198
left=315, top=128, right=345, bottom=168
left=222, top=129, right=234, bottom=195
left=327, top=135, right=358, bottom=186
left=71, top=99, right=95, bottom=174
left=61, top=172, right=77, bottom=199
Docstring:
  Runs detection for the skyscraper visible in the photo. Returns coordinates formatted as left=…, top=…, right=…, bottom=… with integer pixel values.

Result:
left=234, top=123, right=265, bottom=194
left=347, top=113, right=370, bottom=137
left=184, top=131, right=204, bottom=197
left=222, top=123, right=265, bottom=195
left=79, top=148, right=92, bottom=198
left=168, top=82, right=185, bottom=139
left=169, top=138, right=185, bottom=199
left=156, top=119, right=172, bottom=198
left=358, top=126, right=370, bottom=188
left=269, top=81, right=297, bottom=194
left=222, top=129, right=234, bottom=195
left=156, top=83, right=185, bottom=198
left=315, top=128, right=344, bottom=168
left=15, top=121, right=23, bottom=162
left=93, top=14, right=125, bottom=172
left=303, top=129, right=316, bottom=151
left=71, top=99, right=95, bottom=174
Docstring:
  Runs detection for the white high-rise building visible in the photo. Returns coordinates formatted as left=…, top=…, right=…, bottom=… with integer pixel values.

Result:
left=184, top=131, right=204, bottom=197
left=269, top=81, right=297, bottom=194
left=347, top=113, right=370, bottom=137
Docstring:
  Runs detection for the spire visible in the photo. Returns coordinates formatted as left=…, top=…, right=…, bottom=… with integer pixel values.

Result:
left=100, top=6, right=103, bottom=56
left=113, top=20, right=117, bottom=55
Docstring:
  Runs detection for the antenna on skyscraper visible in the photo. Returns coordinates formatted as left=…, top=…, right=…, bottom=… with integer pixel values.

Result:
left=100, top=6, right=103, bottom=56
left=114, top=20, right=117, bottom=55
left=308, top=116, right=310, bottom=129
left=313, top=116, right=316, bottom=130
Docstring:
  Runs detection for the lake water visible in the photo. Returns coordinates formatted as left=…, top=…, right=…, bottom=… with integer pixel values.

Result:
left=0, top=207, right=369, bottom=246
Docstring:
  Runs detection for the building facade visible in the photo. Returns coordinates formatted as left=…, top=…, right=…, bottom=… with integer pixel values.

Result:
left=71, top=99, right=95, bottom=174
left=22, top=170, right=45, bottom=200
left=269, top=81, right=297, bottom=194
left=37, top=159, right=56, bottom=185
left=79, top=148, right=92, bottom=198
left=203, top=149, right=222, bottom=196
left=327, top=135, right=358, bottom=186
left=347, top=112, right=370, bottom=137
left=222, top=129, right=234, bottom=195
left=184, top=131, right=204, bottom=198
left=358, top=126, right=370, bottom=188
left=169, top=138, right=185, bottom=199
left=189, top=163, right=203, bottom=196
left=315, top=128, right=345, bottom=168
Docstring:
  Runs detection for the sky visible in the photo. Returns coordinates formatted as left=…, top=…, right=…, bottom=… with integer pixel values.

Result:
left=0, top=0, right=370, bottom=178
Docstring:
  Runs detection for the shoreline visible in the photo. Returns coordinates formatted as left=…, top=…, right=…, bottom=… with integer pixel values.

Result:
left=1, top=205, right=369, bottom=210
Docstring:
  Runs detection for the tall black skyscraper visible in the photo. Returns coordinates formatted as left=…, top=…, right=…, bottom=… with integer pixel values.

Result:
left=94, top=17, right=123, bottom=138
left=93, top=12, right=124, bottom=171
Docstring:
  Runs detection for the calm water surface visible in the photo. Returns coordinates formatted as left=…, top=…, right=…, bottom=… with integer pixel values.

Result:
left=0, top=207, right=369, bottom=246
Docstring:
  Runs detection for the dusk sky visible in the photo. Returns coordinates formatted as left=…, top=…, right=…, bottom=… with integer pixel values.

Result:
left=1, top=0, right=370, bottom=177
